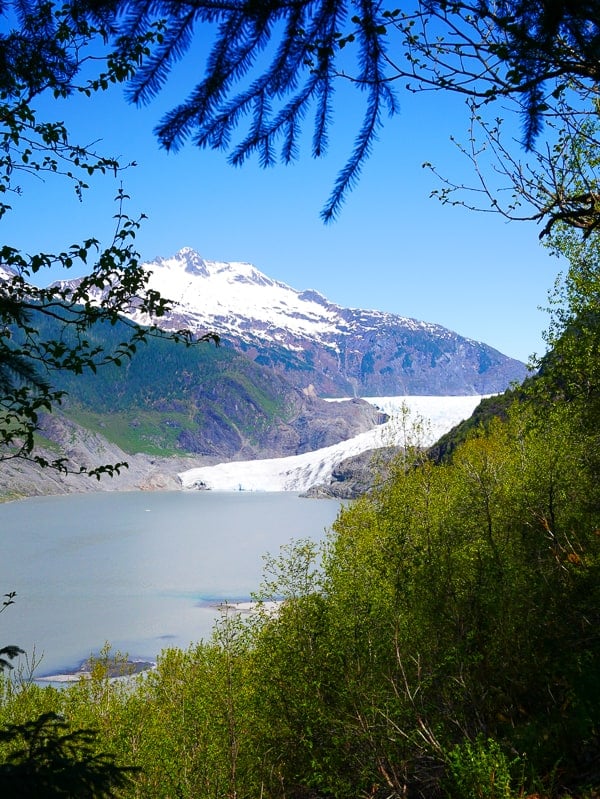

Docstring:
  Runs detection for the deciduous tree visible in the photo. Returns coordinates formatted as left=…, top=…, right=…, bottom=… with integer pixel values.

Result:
left=0, top=0, right=216, bottom=475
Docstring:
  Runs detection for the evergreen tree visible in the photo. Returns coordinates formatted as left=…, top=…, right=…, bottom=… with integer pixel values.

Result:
left=110, top=0, right=600, bottom=226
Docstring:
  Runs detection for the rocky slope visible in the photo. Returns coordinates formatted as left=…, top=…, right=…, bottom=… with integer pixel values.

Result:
left=0, top=379, right=387, bottom=501
left=0, top=415, right=199, bottom=501
left=50, top=330, right=388, bottom=458
left=302, top=447, right=402, bottom=499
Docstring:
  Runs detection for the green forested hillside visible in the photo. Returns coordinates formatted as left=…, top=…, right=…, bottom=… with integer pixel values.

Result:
left=23, top=311, right=386, bottom=463
left=19, top=308, right=323, bottom=459
left=29, top=311, right=286, bottom=455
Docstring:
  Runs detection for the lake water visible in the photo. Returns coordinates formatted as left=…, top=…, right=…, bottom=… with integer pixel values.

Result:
left=0, top=491, right=342, bottom=679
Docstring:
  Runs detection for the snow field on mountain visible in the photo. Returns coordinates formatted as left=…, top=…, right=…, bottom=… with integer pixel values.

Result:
left=178, top=395, right=489, bottom=492
left=143, top=250, right=342, bottom=339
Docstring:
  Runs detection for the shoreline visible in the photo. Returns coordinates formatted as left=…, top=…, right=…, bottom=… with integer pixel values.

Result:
left=35, top=602, right=280, bottom=684
left=36, top=658, right=156, bottom=684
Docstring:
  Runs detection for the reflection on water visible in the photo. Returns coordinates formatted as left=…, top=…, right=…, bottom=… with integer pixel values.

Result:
left=0, top=491, right=341, bottom=677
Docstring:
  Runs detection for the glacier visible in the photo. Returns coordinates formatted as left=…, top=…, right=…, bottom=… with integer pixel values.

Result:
left=178, top=395, right=488, bottom=493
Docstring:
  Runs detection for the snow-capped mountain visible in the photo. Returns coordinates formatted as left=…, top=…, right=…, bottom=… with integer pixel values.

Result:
left=57, top=247, right=528, bottom=396
left=134, top=247, right=343, bottom=342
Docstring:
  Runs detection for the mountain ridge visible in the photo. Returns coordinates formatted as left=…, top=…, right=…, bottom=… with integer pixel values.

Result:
left=54, top=247, right=528, bottom=396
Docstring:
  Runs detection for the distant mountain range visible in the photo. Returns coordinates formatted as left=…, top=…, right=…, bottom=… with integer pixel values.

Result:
left=55, top=247, right=528, bottom=396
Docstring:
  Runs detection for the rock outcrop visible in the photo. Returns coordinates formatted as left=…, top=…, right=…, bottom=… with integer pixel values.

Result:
left=302, top=446, right=402, bottom=499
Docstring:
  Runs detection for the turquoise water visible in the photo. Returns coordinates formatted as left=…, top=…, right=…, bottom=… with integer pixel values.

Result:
left=0, top=491, right=341, bottom=678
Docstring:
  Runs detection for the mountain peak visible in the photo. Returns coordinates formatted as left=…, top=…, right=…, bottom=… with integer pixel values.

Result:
left=154, top=247, right=210, bottom=277
left=154, top=248, right=283, bottom=289
left=136, top=250, right=340, bottom=342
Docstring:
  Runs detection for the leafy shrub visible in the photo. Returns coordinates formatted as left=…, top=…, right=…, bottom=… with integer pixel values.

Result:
left=445, top=736, right=521, bottom=799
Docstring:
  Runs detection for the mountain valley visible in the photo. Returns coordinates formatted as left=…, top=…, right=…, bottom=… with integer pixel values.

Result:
left=1, top=249, right=528, bottom=499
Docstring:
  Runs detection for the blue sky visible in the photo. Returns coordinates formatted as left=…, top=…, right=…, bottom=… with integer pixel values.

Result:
left=4, top=30, right=560, bottom=364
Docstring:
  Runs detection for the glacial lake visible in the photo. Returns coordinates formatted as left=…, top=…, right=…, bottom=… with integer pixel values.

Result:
left=0, top=491, right=342, bottom=679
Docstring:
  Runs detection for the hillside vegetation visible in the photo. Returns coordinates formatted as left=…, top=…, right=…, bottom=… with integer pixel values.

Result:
left=0, top=314, right=389, bottom=499
left=21, top=312, right=385, bottom=459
